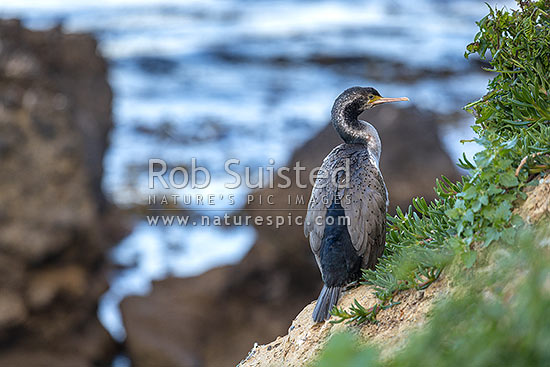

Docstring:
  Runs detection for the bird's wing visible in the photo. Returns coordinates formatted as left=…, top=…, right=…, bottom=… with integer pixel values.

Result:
left=305, top=146, right=387, bottom=268
left=304, top=148, right=341, bottom=260
left=338, top=161, right=387, bottom=267
left=305, top=168, right=333, bottom=256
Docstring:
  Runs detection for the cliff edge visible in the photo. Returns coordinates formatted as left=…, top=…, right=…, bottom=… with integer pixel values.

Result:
left=238, top=175, right=550, bottom=366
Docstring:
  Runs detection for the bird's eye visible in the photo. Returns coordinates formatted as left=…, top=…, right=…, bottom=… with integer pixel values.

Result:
left=368, top=94, right=374, bottom=100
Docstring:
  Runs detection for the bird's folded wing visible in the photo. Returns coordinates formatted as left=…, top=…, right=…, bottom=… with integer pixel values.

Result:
left=338, top=180, right=386, bottom=262
left=305, top=145, right=386, bottom=265
left=304, top=174, right=334, bottom=255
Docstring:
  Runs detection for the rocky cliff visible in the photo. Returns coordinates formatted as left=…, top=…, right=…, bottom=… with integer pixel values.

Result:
left=0, top=19, right=122, bottom=366
left=121, top=105, right=462, bottom=366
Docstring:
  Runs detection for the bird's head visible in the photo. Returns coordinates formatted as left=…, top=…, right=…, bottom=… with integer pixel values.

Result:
left=331, top=86, right=410, bottom=149
left=335, top=86, right=409, bottom=113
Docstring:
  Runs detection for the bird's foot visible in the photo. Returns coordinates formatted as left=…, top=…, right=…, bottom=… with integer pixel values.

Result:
left=344, top=280, right=361, bottom=291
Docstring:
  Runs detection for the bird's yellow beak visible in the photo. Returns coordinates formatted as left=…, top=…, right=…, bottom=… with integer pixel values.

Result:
left=370, top=96, right=409, bottom=105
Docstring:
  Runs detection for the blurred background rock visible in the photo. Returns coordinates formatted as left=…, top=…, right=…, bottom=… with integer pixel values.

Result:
left=0, top=19, right=126, bottom=366
left=0, top=1, right=513, bottom=366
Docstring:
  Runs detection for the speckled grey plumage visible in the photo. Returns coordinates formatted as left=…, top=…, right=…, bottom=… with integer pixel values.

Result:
left=305, top=144, right=387, bottom=267
left=305, top=87, right=389, bottom=322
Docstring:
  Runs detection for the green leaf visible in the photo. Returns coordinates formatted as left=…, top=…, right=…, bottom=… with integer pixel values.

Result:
left=494, top=201, right=513, bottom=221
left=462, top=186, right=478, bottom=200
left=464, top=209, right=475, bottom=224
left=487, top=184, right=503, bottom=196
left=479, top=195, right=489, bottom=205
left=474, top=152, right=494, bottom=168
left=501, top=136, right=518, bottom=149
left=484, top=227, right=501, bottom=247
left=499, top=172, right=519, bottom=188
left=445, top=208, right=461, bottom=220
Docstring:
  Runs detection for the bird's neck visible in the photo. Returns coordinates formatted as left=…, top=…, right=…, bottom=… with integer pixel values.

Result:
left=331, top=101, right=382, bottom=163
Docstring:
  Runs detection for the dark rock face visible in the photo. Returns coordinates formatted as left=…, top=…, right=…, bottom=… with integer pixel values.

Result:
left=0, top=19, right=120, bottom=365
left=121, top=104, right=461, bottom=366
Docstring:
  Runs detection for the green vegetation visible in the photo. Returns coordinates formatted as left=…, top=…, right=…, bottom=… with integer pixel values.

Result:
left=319, top=226, right=550, bottom=366
left=330, top=0, right=550, bottom=338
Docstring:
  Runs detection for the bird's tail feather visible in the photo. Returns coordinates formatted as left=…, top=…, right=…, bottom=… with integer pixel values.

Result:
left=312, top=285, right=342, bottom=322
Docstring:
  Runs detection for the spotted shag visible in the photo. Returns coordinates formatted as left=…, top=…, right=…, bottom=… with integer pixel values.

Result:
left=304, top=86, right=408, bottom=322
